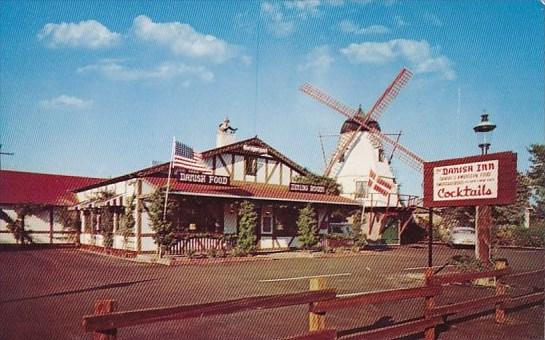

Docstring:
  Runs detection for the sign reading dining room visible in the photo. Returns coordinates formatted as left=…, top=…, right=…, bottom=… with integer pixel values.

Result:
left=289, top=182, right=326, bottom=194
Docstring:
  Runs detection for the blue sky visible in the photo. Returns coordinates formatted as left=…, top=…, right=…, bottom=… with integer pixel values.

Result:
left=1, top=0, right=543, bottom=196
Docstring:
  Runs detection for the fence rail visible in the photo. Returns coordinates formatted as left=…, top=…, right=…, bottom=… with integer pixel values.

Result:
left=82, top=264, right=544, bottom=340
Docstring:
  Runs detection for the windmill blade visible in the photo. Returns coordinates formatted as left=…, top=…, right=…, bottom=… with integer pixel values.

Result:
left=324, top=129, right=360, bottom=176
left=364, top=68, right=413, bottom=123
left=300, top=83, right=359, bottom=119
left=368, top=130, right=424, bottom=172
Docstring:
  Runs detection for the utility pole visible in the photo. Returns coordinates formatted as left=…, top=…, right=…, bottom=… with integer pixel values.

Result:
left=0, top=144, right=15, bottom=170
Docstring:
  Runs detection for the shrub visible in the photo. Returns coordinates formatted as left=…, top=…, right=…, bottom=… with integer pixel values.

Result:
left=513, top=224, right=545, bottom=248
left=118, top=195, right=136, bottom=247
left=449, top=254, right=492, bottom=272
left=148, top=189, right=182, bottom=255
left=351, top=211, right=368, bottom=249
left=236, top=201, right=257, bottom=255
left=297, top=204, right=319, bottom=249
left=100, top=207, right=114, bottom=248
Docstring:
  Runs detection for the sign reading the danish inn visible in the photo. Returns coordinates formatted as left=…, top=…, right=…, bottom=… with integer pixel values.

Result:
left=423, top=152, right=517, bottom=207
left=178, top=172, right=230, bottom=186
left=289, top=182, right=326, bottom=194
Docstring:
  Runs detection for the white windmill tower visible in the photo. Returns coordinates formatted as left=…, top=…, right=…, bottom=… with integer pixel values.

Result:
left=300, top=68, right=426, bottom=241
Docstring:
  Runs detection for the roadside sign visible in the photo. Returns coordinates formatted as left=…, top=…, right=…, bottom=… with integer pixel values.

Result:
left=423, top=152, right=517, bottom=207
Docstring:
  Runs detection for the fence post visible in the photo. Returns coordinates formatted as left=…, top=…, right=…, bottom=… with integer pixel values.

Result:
left=309, top=277, right=326, bottom=332
left=424, top=267, right=436, bottom=340
left=93, top=299, right=118, bottom=340
left=495, top=259, right=508, bottom=324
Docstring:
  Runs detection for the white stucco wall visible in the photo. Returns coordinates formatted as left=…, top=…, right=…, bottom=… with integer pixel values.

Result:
left=0, top=205, right=75, bottom=244
left=333, top=131, right=400, bottom=207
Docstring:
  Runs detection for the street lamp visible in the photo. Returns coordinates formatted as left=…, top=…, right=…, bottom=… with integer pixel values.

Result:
left=473, top=111, right=496, bottom=264
left=473, top=112, right=496, bottom=155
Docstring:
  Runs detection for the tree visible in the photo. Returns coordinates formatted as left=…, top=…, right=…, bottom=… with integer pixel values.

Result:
left=297, top=204, right=318, bottom=249
left=236, top=201, right=257, bottom=254
left=528, top=144, right=545, bottom=219
left=59, top=208, right=81, bottom=244
left=0, top=204, right=42, bottom=244
left=293, top=173, right=341, bottom=195
left=492, top=173, right=531, bottom=227
left=148, top=189, right=181, bottom=255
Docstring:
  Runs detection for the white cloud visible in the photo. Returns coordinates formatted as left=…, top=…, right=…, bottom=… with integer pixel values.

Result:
left=423, top=12, right=442, bottom=27
left=77, top=59, right=214, bottom=82
left=285, top=0, right=321, bottom=16
left=261, top=2, right=295, bottom=37
left=394, top=15, right=408, bottom=27
left=132, top=15, right=237, bottom=64
left=37, top=20, right=120, bottom=49
left=40, top=95, right=93, bottom=109
left=298, top=45, right=334, bottom=73
left=339, top=20, right=390, bottom=34
left=341, top=39, right=456, bottom=80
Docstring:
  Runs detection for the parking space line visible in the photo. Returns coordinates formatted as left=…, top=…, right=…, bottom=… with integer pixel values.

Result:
left=403, top=265, right=454, bottom=271
left=259, top=273, right=351, bottom=282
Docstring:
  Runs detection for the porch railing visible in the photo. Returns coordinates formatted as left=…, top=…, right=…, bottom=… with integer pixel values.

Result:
left=167, top=233, right=236, bottom=256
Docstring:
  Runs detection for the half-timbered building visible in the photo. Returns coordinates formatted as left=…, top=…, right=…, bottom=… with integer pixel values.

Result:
left=73, top=125, right=359, bottom=254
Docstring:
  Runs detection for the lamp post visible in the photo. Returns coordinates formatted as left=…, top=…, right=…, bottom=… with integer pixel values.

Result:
left=473, top=111, right=496, bottom=263
left=473, top=112, right=496, bottom=155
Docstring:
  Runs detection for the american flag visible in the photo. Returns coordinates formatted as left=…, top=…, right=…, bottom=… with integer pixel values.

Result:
left=172, top=141, right=212, bottom=174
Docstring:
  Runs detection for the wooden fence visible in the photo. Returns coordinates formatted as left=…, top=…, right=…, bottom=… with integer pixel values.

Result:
left=167, top=233, right=236, bottom=256
left=82, top=264, right=544, bottom=340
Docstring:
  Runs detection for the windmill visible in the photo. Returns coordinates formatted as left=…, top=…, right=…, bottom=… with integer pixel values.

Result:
left=300, top=68, right=426, bottom=242
left=300, top=68, right=424, bottom=178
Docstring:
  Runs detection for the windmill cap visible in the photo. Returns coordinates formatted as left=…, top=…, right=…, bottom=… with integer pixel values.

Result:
left=340, top=118, right=380, bottom=134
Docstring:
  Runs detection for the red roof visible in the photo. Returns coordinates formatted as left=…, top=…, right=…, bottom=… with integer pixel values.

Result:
left=0, top=170, right=104, bottom=206
left=145, top=177, right=359, bottom=206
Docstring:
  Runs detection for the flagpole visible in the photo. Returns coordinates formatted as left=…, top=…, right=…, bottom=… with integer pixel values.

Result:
left=163, top=136, right=175, bottom=221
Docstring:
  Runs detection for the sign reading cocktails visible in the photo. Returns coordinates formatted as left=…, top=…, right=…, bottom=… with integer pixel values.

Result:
left=423, top=152, right=517, bottom=207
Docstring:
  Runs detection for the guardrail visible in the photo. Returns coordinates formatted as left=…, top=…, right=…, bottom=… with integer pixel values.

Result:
left=82, top=264, right=544, bottom=340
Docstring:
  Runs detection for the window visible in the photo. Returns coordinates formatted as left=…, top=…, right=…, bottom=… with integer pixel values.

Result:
left=378, top=149, right=385, bottom=162
left=355, top=181, right=366, bottom=199
left=245, top=156, right=257, bottom=176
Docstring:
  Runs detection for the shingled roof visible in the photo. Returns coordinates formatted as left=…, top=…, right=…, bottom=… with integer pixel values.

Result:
left=0, top=170, right=104, bottom=206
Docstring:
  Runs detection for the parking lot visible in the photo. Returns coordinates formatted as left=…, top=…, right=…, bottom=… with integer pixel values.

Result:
left=0, top=245, right=543, bottom=340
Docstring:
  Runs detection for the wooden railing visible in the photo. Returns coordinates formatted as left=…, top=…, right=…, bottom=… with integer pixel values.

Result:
left=167, top=233, right=236, bottom=256
left=82, top=265, right=544, bottom=340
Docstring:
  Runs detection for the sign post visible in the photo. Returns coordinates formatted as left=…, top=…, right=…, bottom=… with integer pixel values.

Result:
left=423, top=152, right=517, bottom=264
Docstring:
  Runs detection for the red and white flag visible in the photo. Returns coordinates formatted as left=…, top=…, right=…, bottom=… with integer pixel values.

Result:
left=172, top=141, right=212, bottom=174
left=367, top=170, right=394, bottom=196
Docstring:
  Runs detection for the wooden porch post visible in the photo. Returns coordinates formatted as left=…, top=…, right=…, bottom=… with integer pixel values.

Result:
left=49, top=207, right=54, bottom=244
left=135, top=180, right=142, bottom=253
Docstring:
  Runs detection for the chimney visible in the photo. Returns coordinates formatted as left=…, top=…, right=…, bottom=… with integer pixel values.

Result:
left=216, top=117, right=238, bottom=148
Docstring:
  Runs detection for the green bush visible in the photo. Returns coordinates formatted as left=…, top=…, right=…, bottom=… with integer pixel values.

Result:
left=236, top=201, right=257, bottom=255
left=513, top=224, right=544, bottom=248
left=297, top=204, right=318, bottom=249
